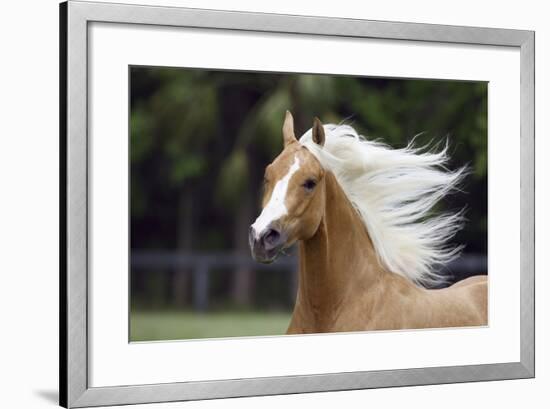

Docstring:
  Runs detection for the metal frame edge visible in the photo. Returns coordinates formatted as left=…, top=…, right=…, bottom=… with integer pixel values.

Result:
left=62, top=1, right=536, bottom=407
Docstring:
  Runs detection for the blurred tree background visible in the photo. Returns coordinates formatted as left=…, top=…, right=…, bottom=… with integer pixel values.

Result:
left=130, top=66, right=487, bottom=341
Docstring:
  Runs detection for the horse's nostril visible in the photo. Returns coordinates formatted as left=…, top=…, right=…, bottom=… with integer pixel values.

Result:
left=263, top=228, right=280, bottom=247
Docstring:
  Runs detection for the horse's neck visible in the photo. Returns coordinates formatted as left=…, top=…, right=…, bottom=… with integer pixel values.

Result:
left=296, top=171, right=386, bottom=330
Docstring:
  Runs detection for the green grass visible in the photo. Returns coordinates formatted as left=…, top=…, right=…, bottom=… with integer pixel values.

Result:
left=130, top=310, right=292, bottom=342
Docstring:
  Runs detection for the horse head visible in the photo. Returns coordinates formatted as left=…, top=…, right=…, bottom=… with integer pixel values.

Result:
left=249, top=111, right=326, bottom=264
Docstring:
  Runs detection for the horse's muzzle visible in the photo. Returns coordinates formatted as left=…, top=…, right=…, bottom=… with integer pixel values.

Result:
left=249, top=224, right=286, bottom=264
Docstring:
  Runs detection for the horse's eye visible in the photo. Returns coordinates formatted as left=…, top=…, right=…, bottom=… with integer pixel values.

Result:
left=302, top=178, right=317, bottom=191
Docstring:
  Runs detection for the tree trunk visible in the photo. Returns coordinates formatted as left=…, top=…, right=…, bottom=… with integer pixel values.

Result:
left=173, top=188, right=193, bottom=307
left=231, top=168, right=254, bottom=307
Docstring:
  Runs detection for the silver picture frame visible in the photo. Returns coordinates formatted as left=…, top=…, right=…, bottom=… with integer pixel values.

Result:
left=60, top=1, right=535, bottom=407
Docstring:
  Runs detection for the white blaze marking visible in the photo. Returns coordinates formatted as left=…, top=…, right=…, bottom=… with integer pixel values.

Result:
left=252, top=156, right=301, bottom=239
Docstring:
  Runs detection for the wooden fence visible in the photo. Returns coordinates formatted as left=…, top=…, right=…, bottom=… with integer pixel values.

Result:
left=131, top=252, right=487, bottom=311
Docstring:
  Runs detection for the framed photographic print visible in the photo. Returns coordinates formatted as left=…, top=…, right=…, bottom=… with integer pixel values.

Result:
left=60, top=1, right=535, bottom=407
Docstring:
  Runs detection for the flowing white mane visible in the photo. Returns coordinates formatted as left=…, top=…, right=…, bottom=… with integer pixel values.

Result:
left=299, top=124, right=467, bottom=287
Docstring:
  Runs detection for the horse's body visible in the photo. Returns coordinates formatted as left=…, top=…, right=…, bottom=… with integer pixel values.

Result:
left=287, top=171, right=487, bottom=334
left=250, top=112, right=487, bottom=334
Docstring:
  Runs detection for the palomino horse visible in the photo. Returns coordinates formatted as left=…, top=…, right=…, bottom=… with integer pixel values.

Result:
left=249, top=111, right=487, bottom=334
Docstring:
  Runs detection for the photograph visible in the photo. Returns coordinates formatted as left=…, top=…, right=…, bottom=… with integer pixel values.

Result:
left=129, top=66, right=488, bottom=341
left=0, top=0, right=541, bottom=406
left=54, top=2, right=536, bottom=407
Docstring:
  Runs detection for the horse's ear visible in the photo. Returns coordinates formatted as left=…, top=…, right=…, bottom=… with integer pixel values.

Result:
left=312, top=117, right=325, bottom=147
left=282, top=110, right=297, bottom=147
